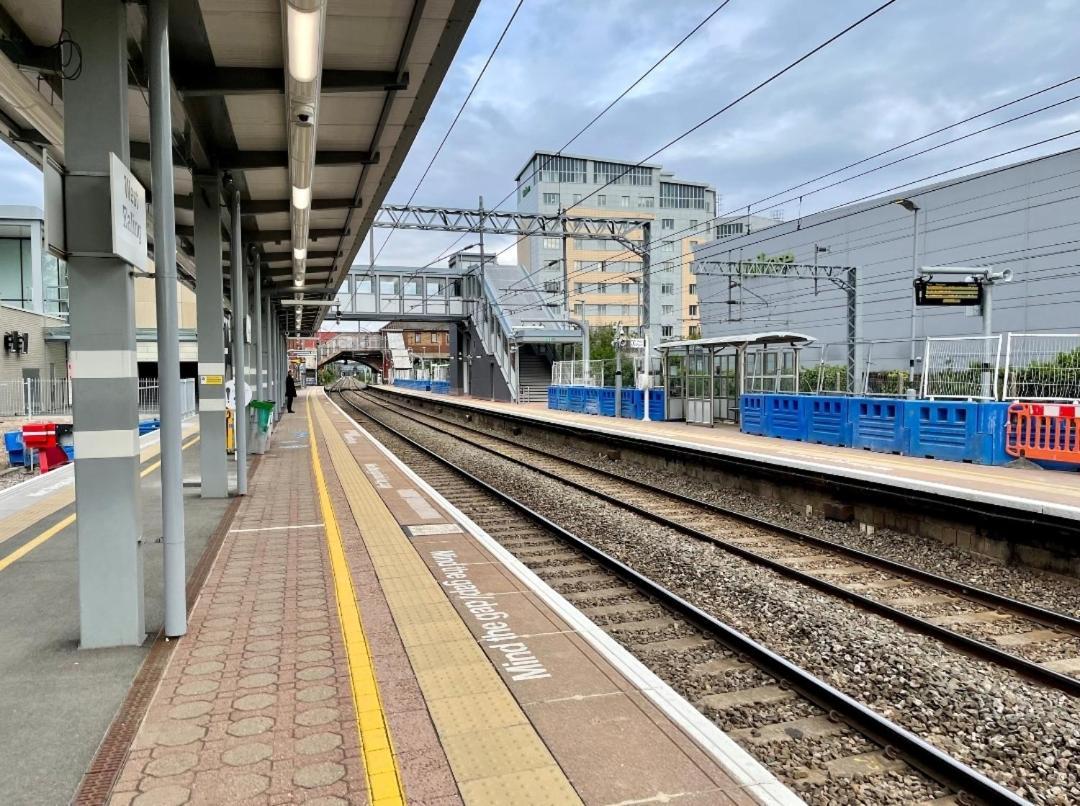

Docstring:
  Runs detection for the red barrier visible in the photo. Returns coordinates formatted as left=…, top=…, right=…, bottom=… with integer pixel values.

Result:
left=1006, top=402, right=1080, bottom=463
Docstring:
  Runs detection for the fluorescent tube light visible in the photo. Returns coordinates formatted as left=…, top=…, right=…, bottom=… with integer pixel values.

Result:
left=287, top=5, right=321, bottom=83
left=292, top=185, right=311, bottom=210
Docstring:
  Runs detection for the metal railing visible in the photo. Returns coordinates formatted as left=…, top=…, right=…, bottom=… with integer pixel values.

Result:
left=0, top=378, right=196, bottom=419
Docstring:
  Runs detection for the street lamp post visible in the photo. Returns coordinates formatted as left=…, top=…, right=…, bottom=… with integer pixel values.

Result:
left=893, top=198, right=920, bottom=394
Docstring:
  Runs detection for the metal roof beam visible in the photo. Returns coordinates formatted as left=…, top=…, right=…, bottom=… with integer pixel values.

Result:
left=171, top=66, right=408, bottom=96
left=175, top=196, right=357, bottom=214
left=217, top=150, right=377, bottom=170
left=372, top=203, right=650, bottom=238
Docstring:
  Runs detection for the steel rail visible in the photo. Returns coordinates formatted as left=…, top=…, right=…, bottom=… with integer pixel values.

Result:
left=334, top=391, right=1033, bottom=806
left=367, top=387, right=1080, bottom=545
left=364, top=390, right=1080, bottom=630
left=351, top=390, right=1080, bottom=697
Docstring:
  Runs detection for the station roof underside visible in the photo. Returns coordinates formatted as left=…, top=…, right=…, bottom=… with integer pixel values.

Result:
left=0, top=0, right=479, bottom=334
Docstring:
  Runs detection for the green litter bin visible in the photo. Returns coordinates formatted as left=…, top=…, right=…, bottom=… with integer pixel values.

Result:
left=248, top=400, right=275, bottom=432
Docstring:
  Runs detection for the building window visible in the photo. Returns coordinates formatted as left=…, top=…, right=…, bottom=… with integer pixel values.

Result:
left=660, top=182, right=707, bottom=209
left=572, top=193, right=582, bottom=203
left=597, top=195, right=606, bottom=206
left=543, top=237, right=560, bottom=249
left=639, top=196, right=654, bottom=208
left=689, top=325, right=701, bottom=339
left=662, top=242, right=674, bottom=253
left=411, top=333, right=420, bottom=344
left=717, top=222, right=744, bottom=236
left=543, top=192, right=560, bottom=206
left=620, top=283, right=631, bottom=293
left=574, top=282, right=583, bottom=292
left=662, top=304, right=674, bottom=315
left=596, top=304, right=607, bottom=315
left=593, top=161, right=653, bottom=186
left=661, top=283, right=674, bottom=294
left=662, top=325, right=673, bottom=337
left=688, top=305, right=698, bottom=316
left=661, top=218, right=674, bottom=230
left=689, top=283, right=696, bottom=295
left=620, top=195, right=631, bottom=208
left=538, top=154, right=587, bottom=183
left=431, top=332, right=439, bottom=344
left=598, top=283, right=607, bottom=294
left=573, top=302, right=583, bottom=314
left=688, top=240, right=700, bottom=249
left=690, top=219, right=698, bottom=228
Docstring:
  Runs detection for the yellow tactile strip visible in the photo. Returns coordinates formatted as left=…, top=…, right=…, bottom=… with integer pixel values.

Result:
left=307, top=402, right=406, bottom=805
left=311, top=397, right=582, bottom=805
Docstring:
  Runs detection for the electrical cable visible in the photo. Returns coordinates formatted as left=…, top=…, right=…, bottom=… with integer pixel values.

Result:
left=372, top=0, right=526, bottom=265
left=503, top=130, right=1080, bottom=319
left=417, top=0, right=735, bottom=269
left=482, top=0, right=901, bottom=298
left=496, top=84, right=1080, bottom=305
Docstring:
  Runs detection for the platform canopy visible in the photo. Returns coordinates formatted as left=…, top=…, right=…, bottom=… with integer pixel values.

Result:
left=657, top=331, right=816, bottom=351
left=0, top=0, right=479, bottom=334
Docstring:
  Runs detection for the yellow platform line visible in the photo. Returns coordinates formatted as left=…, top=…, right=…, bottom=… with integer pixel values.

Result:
left=306, top=402, right=405, bottom=806
left=312, top=395, right=581, bottom=805
left=0, top=435, right=200, bottom=574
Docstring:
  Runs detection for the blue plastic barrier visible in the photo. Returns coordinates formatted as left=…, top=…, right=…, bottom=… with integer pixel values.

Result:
left=763, top=394, right=808, bottom=441
left=620, top=388, right=644, bottom=419
left=556, top=387, right=570, bottom=411
left=547, top=386, right=559, bottom=410
left=906, top=400, right=981, bottom=462
left=806, top=396, right=851, bottom=446
left=598, top=387, right=616, bottom=416
left=4, top=431, right=24, bottom=467
left=431, top=380, right=450, bottom=394
left=584, top=387, right=600, bottom=415
left=138, top=419, right=161, bottom=436
left=850, top=398, right=908, bottom=453
left=740, top=394, right=766, bottom=435
left=568, top=386, right=586, bottom=413
left=646, top=389, right=666, bottom=420
left=977, top=402, right=1011, bottom=465
left=62, top=445, right=75, bottom=461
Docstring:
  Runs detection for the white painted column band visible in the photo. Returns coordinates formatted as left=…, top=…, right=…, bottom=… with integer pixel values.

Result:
left=198, top=362, right=225, bottom=375
left=71, top=350, right=137, bottom=379
left=199, top=398, right=226, bottom=412
left=73, top=428, right=140, bottom=459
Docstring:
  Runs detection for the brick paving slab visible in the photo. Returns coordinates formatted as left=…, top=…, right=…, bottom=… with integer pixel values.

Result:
left=109, top=398, right=368, bottom=805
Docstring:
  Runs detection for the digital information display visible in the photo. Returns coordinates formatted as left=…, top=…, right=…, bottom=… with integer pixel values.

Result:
left=914, top=279, right=983, bottom=306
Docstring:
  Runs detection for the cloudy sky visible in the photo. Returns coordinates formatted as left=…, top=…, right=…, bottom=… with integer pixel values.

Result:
left=2, top=0, right=1078, bottom=270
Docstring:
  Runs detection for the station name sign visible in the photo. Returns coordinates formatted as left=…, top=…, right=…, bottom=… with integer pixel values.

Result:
left=914, top=279, right=983, bottom=307
left=109, top=153, right=148, bottom=271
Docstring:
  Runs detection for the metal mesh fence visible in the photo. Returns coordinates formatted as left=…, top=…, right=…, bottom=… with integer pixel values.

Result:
left=1003, top=333, right=1080, bottom=402
left=551, top=360, right=606, bottom=387
left=921, top=336, right=1002, bottom=400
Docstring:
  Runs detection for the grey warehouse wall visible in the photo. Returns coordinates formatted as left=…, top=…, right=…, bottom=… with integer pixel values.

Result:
left=694, top=148, right=1080, bottom=371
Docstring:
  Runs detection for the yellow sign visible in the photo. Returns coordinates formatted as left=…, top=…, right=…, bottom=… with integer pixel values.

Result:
left=200, top=374, right=224, bottom=385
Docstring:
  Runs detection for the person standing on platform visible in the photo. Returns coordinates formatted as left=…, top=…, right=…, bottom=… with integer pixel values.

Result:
left=285, top=372, right=297, bottom=413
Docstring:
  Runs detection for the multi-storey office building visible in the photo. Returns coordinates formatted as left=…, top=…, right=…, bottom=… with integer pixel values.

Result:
left=514, top=151, right=717, bottom=346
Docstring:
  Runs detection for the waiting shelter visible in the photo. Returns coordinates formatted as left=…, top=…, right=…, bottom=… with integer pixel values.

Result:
left=657, top=331, right=815, bottom=426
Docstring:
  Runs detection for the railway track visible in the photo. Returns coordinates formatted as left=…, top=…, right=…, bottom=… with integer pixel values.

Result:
left=355, top=388, right=1080, bottom=696
left=330, top=388, right=1033, bottom=806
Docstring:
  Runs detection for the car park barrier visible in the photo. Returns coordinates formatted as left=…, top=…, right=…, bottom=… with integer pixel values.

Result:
left=1006, top=402, right=1080, bottom=465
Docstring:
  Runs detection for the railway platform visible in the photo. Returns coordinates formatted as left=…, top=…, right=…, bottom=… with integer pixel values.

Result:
left=87, top=389, right=796, bottom=806
left=371, top=385, right=1080, bottom=576
left=375, top=386, right=1080, bottom=521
